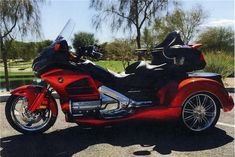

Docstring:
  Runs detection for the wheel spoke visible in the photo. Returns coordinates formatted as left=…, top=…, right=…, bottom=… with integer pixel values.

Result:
left=205, top=111, right=215, bottom=117
left=205, top=102, right=214, bottom=111
left=201, top=116, right=209, bottom=125
left=198, top=117, right=203, bottom=123
left=196, top=96, right=201, bottom=106
left=191, top=118, right=198, bottom=128
left=188, top=100, right=196, bottom=109
left=201, top=96, right=208, bottom=107
left=184, top=115, right=194, bottom=121
left=41, top=112, right=49, bottom=121
left=184, top=108, right=194, bottom=114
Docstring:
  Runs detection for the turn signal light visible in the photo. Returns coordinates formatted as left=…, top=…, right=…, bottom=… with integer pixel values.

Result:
left=54, top=43, right=61, bottom=51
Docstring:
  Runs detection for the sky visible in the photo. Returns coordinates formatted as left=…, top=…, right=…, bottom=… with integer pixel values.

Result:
left=35, top=0, right=234, bottom=43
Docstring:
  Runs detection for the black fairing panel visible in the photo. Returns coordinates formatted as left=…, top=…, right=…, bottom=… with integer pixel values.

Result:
left=32, top=40, right=70, bottom=77
left=155, top=31, right=184, bottom=48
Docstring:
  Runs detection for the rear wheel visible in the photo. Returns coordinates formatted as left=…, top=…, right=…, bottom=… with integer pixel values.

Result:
left=5, top=95, right=57, bottom=134
left=181, top=92, right=220, bottom=133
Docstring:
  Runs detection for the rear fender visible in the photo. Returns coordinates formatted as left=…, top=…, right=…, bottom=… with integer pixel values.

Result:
left=10, top=85, right=58, bottom=116
left=159, top=78, right=234, bottom=112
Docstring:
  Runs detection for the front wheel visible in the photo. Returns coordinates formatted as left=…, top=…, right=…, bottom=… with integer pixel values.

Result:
left=5, top=95, right=57, bottom=134
left=181, top=92, right=220, bottom=133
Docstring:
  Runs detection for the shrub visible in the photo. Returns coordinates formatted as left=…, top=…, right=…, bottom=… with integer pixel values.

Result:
left=203, top=52, right=234, bottom=78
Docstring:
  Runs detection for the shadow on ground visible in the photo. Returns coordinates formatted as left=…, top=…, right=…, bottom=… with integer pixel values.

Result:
left=0, top=122, right=234, bottom=157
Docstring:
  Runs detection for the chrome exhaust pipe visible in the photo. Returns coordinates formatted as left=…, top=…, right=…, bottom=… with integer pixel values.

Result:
left=99, top=86, right=152, bottom=108
left=99, top=86, right=131, bottom=107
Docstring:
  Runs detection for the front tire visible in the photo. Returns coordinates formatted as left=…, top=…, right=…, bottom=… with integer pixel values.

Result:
left=5, top=95, right=58, bottom=134
left=181, top=92, right=220, bottom=133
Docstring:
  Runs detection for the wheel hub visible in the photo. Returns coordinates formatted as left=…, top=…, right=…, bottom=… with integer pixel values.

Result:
left=193, top=105, right=206, bottom=119
left=20, top=101, right=41, bottom=123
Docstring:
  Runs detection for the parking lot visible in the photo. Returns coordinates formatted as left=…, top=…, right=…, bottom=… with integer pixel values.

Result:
left=0, top=93, right=234, bottom=157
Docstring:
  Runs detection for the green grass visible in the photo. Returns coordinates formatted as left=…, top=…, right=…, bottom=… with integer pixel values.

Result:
left=0, top=71, right=33, bottom=76
left=0, top=61, right=32, bottom=67
left=203, top=52, right=234, bottom=78
left=0, top=77, right=36, bottom=82
left=8, top=62, right=31, bottom=67
left=95, top=60, right=126, bottom=73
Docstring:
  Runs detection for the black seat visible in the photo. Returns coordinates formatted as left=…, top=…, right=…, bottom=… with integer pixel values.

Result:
left=78, top=61, right=167, bottom=91
left=125, top=61, right=166, bottom=75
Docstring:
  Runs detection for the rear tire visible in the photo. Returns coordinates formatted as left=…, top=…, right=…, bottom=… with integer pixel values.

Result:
left=5, top=95, right=58, bottom=134
left=180, top=92, right=220, bottom=133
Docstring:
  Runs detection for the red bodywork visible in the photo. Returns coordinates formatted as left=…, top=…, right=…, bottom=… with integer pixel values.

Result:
left=11, top=85, right=58, bottom=116
left=76, top=77, right=234, bottom=125
left=10, top=67, right=234, bottom=126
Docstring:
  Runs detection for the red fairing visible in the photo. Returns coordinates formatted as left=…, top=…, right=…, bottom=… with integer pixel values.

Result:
left=41, top=69, right=100, bottom=100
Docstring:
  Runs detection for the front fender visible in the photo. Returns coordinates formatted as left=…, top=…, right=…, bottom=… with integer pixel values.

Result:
left=11, top=85, right=43, bottom=105
left=168, top=78, right=234, bottom=112
left=10, top=85, right=58, bottom=116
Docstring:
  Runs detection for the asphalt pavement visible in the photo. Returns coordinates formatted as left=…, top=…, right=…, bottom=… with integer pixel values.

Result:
left=0, top=93, right=234, bottom=157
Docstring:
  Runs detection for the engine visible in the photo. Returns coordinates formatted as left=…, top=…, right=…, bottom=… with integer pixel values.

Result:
left=69, top=86, right=153, bottom=119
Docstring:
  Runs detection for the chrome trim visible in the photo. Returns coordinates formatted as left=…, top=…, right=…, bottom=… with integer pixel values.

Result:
left=98, top=86, right=153, bottom=108
left=71, top=100, right=100, bottom=111
left=100, top=93, right=118, bottom=105
left=133, top=100, right=153, bottom=107
left=99, top=86, right=131, bottom=107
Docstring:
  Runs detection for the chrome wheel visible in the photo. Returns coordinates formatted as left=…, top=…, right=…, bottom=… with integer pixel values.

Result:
left=10, top=96, right=52, bottom=132
left=182, top=93, right=218, bottom=132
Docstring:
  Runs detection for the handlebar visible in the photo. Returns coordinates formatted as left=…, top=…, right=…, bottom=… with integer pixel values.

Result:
left=77, top=45, right=103, bottom=59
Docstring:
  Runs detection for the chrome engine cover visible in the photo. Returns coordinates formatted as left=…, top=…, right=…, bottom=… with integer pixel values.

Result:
left=70, top=100, right=101, bottom=115
left=70, top=86, right=153, bottom=118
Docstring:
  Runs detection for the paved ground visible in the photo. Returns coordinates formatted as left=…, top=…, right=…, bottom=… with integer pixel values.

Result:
left=0, top=92, right=234, bottom=157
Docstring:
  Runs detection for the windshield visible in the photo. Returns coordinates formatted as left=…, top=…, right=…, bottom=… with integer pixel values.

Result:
left=52, top=19, right=75, bottom=44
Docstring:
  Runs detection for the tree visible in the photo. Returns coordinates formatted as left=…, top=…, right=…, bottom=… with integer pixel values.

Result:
left=72, top=32, right=96, bottom=52
left=154, top=5, right=207, bottom=44
left=105, top=39, right=136, bottom=68
left=0, top=40, right=53, bottom=61
left=90, top=0, right=168, bottom=60
left=36, top=40, right=53, bottom=53
left=197, top=27, right=234, bottom=52
left=142, top=27, right=154, bottom=50
left=0, top=0, right=42, bottom=91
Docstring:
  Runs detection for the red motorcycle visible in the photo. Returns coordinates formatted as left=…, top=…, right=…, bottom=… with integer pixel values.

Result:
left=5, top=21, right=234, bottom=134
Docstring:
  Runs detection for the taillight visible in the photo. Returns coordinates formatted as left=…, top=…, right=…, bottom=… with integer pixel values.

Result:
left=192, top=44, right=202, bottom=49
